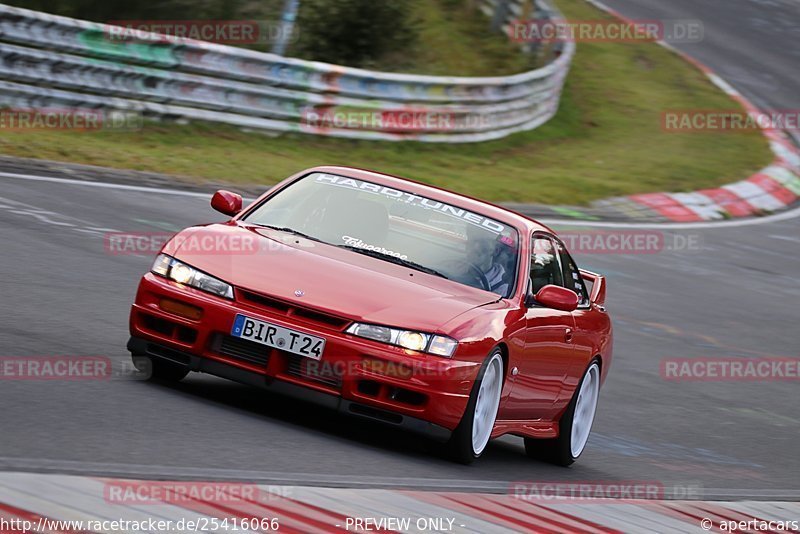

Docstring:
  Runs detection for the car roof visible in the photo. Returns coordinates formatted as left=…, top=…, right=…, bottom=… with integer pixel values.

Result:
left=306, top=165, right=553, bottom=236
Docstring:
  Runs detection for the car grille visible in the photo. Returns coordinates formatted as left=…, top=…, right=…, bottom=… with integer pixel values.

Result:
left=216, top=335, right=271, bottom=367
left=237, top=289, right=351, bottom=331
left=285, top=353, right=342, bottom=389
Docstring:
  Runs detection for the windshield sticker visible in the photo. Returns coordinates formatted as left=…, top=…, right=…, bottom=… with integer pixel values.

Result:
left=342, top=235, right=408, bottom=260
left=315, top=174, right=507, bottom=235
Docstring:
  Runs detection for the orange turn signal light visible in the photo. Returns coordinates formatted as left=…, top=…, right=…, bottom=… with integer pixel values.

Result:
left=159, top=298, right=203, bottom=320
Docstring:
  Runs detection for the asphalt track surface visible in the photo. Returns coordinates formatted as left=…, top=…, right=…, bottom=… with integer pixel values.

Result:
left=0, top=0, right=798, bottom=499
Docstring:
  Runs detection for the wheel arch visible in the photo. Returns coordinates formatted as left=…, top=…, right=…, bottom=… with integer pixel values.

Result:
left=494, top=341, right=510, bottom=383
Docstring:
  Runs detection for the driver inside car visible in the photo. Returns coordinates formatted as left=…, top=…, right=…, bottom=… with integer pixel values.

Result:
left=464, top=226, right=515, bottom=296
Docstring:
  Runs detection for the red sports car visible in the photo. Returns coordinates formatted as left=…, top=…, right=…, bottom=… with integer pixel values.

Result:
left=128, top=166, right=612, bottom=465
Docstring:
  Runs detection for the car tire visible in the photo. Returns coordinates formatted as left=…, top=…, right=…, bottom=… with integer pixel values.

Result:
left=446, top=350, right=504, bottom=464
left=132, top=354, right=189, bottom=382
left=525, top=360, right=601, bottom=467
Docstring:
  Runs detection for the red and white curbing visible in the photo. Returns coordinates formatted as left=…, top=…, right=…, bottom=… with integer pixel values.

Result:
left=585, top=0, right=800, bottom=222
left=0, top=471, right=799, bottom=533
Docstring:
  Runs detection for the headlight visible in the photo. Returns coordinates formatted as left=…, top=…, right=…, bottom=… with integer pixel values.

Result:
left=345, top=322, right=458, bottom=357
left=428, top=335, right=458, bottom=357
left=397, top=331, right=427, bottom=352
left=151, top=254, right=234, bottom=299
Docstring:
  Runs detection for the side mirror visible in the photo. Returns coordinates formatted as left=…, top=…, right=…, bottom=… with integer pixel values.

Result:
left=211, top=190, right=242, bottom=217
left=533, top=284, right=579, bottom=312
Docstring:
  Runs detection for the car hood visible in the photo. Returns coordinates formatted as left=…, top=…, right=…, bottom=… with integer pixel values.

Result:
left=167, top=223, right=499, bottom=332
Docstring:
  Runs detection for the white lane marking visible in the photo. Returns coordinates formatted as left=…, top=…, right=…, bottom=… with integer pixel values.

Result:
left=10, top=210, right=75, bottom=227
left=0, top=170, right=215, bottom=199
left=2, top=170, right=799, bottom=229
left=769, top=234, right=800, bottom=243
left=0, top=193, right=120, bottom=236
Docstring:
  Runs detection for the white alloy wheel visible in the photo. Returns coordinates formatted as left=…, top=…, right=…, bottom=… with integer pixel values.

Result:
left=471, top=353, right=503, bottom=455
left=570, top=362, right=600, bottom=458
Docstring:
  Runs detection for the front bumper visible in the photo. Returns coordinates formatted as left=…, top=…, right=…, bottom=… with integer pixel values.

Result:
left=127, top=336, right=450, bottom=441
left=128, top=272, right=481, bottom=437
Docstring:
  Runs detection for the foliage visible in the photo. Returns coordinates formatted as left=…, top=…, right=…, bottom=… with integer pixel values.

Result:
left=292, top=0, right=416, bottom=68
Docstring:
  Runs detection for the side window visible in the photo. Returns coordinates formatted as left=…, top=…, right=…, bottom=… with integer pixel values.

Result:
left=556, top=242, right=590, bottom=307
left=530, top=235, right=563, bottom=294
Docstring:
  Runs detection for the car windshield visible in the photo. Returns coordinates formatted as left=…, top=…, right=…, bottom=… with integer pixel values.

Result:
left=243, top=173, right=520, bottom=297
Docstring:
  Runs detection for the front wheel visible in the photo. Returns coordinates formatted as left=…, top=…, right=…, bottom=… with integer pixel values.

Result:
left=447, top=350, right=504, bottom=464
left=525, top=360, right=601, bottom=466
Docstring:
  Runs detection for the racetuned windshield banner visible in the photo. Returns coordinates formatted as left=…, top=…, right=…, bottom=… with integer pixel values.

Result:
left=315, top=173, right=507, bottom=235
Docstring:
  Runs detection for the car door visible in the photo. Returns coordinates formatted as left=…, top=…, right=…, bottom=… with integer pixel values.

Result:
left=555, top=239, right=608, bottom=408
left=502, top=233, right=576, bottom=421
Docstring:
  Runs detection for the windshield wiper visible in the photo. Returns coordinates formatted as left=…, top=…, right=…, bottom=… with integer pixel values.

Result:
left=337, top=245, right=449, bottom=279
left=254, top=224, right=323, bottom=243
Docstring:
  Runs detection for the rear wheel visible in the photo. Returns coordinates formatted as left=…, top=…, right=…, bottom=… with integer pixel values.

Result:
left=132, top=354, right=189, bottom=383
left=447, top=350, right=504, bottom=464
left=525, top=360, right=600, bottom=466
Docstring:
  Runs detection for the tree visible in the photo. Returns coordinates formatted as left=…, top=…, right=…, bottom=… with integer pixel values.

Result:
left=293, top=0, right=416, bottom=67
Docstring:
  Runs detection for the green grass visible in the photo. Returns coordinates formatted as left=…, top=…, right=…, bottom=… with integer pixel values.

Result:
left=0, top=0, right=772, bottom=205
left=372, top=0, right=537, bottom=75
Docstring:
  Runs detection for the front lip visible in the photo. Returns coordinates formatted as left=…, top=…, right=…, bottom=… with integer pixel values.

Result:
left=128, top=335, right=454, bottom=442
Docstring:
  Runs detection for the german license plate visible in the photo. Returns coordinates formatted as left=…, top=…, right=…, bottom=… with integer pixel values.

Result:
left=231, top=314, right=325, bottom=360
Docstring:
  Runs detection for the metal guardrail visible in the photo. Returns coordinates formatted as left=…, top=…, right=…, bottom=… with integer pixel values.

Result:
left=0, top=2, right=574, bottom=142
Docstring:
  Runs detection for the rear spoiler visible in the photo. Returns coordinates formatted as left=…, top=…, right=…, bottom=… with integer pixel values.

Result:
left=579, top=269, right=606, bottom=306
